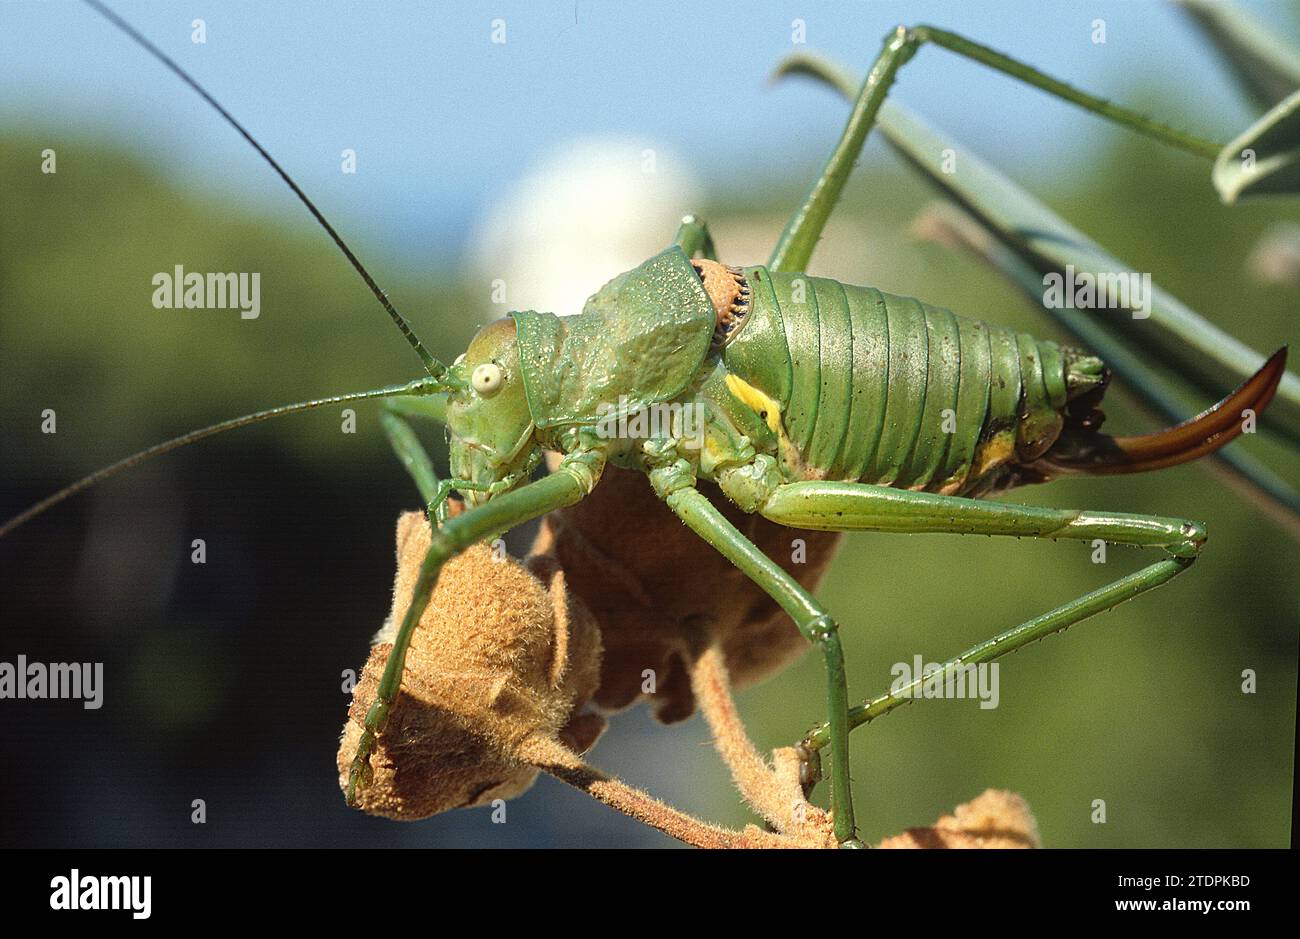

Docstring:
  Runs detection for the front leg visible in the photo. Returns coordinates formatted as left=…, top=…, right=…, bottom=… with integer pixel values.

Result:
left=380, top=402, right=442, bottom=507
left=345, top=448, right=604, bottom=804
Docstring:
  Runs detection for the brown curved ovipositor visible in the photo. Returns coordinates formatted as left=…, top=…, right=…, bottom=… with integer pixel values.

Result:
left=1034, top=347, right=1287, bottom=476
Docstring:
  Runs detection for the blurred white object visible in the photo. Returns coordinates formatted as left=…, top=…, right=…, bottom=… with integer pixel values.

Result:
left=1248, top=222, right=1300, bottom=290
left=468, top=135, right=702, bottom=318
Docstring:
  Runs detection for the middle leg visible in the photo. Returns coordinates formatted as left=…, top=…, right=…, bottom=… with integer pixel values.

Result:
left=649, top=459, right=861, bottom=846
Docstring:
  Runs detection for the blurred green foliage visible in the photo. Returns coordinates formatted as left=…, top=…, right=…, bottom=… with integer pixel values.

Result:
left=0, top=132, right=479, bottom=478
left=0, top=120, right=1295, bottom=847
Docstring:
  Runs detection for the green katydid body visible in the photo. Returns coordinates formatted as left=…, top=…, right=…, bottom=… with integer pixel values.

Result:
left=711, top=262, right=1108, bottom=497
left=449, top=246, right=1112, bottom=506
left=19, top=5, right=1293, bottom=846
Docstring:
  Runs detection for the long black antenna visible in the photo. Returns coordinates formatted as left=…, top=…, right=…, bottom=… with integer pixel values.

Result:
left=81, top=0, right=446, bottom=380
left=0, top=380, right=441, bottom=539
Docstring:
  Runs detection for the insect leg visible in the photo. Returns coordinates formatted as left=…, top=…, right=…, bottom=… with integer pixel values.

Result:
left=649, top=464, right=860, bottom=846
left=769, top=25, right=1223, bottom=274
left=757, top=481, right=1204, bottom=558
left=345, top=450, right=605, bottom=804
left=752, top=481, right=1203, bottom=763
left=767, top=28, right=919, bottom=272
left=380, top=405, right=442, bottom=508
left=801, top=555, right=1187, bottom=755
left=381, top=396, right=533, bottom=524
left=672, top=214, right=717, bottom=260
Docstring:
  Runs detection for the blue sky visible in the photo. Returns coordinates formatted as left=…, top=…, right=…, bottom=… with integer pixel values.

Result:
left=0, top=1, right=1284, bottom=262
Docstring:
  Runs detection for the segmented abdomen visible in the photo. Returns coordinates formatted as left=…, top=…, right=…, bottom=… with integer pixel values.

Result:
left=721, top=266, right=1087, bottom=495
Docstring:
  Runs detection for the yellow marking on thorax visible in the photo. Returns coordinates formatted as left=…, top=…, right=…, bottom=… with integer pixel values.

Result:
left=725, top=373, right=783, bottom=436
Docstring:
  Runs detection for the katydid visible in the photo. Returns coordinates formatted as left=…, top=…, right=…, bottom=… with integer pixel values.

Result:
left=4, top=4, right=1290, bottom=847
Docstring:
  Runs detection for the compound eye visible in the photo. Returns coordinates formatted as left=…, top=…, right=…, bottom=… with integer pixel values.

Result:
left=471, top=362, right=504, bottom=396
